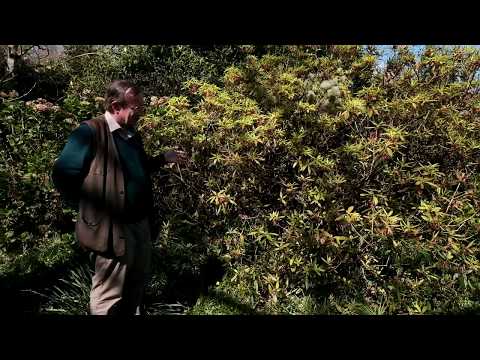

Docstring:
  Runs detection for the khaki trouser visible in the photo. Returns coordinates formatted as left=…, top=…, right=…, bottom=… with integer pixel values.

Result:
left=89, top=218, right=152, bottom=315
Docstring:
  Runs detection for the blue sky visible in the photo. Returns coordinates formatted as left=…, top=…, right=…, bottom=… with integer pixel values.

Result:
left=375, top=45, right=480, bottom=68
left=376, top=45, right=424, bottom=68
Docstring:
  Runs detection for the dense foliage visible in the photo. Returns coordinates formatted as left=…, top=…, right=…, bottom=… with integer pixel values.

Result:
left=1, top=45, right=479, bottom=314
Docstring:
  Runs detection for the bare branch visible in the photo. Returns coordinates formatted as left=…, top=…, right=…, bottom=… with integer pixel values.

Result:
left=5, top=81, right=37, bottom=102
left=445, top=183, right=460, bottom=215
left=20, top=45, right=36, bottom=57
left=0, top=74, right=16, bottom=83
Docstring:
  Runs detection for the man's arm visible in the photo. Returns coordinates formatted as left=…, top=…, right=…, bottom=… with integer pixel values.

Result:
left=52, top=123, right=94, bottom=208
left=146, top=153, right=167, bottom=172
left=136, top=133, right=188, bottom=172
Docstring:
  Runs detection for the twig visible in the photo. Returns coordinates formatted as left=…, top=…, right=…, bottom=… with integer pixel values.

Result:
left=5, top=81, right=37, bottom=102
left=360, top=263, right=369, bottom=284
left=466, top=64, right=479, bottom=92
left=351, top=223, right=369, bottom=248
left=20, top=289, right=49, bottom=299
left=176, top=163, right=184, bottom=183
left=455, top=211, right=479, bottom=232
left=445, top=183, right=461, bottom=214
left=1, top=75, right=15, bottom=84
left=168, top=169, right=185, bottom=185
left=20, top=45, right=36, bottom=57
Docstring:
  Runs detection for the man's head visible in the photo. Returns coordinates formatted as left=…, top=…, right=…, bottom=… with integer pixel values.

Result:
left=105, top=80, right=145, bottom=128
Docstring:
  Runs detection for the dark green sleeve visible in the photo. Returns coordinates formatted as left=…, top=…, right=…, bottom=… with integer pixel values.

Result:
left=135, top=134, right=166, bottom=173
left=146, top=154, right=167, bottom=173
left=52, top=123, right=94, bottom=208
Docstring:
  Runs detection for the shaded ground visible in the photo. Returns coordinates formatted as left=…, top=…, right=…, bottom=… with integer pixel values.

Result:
left=1, top=250, right=228, bottom=315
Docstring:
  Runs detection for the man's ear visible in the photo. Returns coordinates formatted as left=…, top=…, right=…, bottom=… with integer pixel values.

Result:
left=111, top=101, right=121, bottom=113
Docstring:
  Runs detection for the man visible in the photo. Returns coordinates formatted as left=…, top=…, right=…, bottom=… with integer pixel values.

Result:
left=52, top=80, right=187, bottom=315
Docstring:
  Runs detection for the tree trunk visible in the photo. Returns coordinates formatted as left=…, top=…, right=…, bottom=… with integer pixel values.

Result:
left=6, top=45, right=21, bottom=75
left=0, top=45, right=8, bottom=77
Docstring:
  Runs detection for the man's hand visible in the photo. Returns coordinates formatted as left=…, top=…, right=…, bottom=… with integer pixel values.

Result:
left=164, top=150, right=189, bottom=164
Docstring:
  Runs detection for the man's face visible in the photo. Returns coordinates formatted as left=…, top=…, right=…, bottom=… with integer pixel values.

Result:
left=117, top=92, right=145, bottom=128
